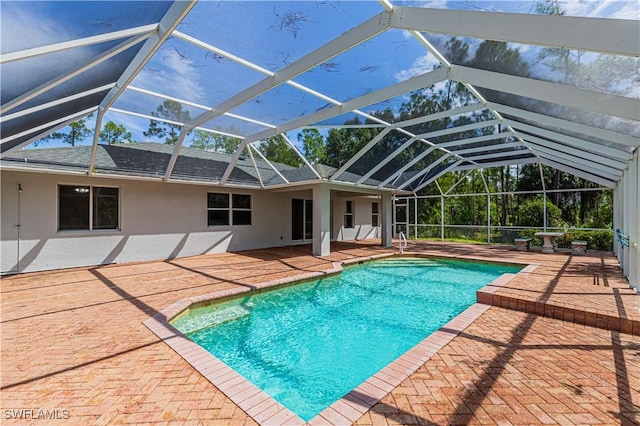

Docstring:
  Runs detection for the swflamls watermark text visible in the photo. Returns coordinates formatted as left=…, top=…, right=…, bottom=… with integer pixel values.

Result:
left=4, top=408, right=70, bottom=420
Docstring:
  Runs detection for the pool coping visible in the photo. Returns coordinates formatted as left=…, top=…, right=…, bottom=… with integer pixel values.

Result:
left=144, top=253, right=535, bottom=426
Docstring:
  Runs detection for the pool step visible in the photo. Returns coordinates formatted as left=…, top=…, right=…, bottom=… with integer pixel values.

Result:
left=177, top=305, right=250, bottom=335
left=371, top=258, right=437, bottom=268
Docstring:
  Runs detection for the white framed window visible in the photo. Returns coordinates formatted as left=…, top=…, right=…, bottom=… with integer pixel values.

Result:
left=344, top=200, right=354, bottom=228
left=207, top=193, right=252, bottom=226
left=232, top=194, right=252, bottom=226
left=58, top=185, right=119, bottom=231
left=372, top=202, right=379, bottom=227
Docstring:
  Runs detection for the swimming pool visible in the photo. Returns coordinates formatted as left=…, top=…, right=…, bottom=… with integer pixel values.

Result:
left=171, top=257, right=522, bottom=421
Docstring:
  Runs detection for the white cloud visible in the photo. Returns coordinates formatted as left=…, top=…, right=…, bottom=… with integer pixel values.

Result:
left=1, top=5, right=70, bottom=53
left=401, top=0, right=449, bottom=9
left=563, top=0, right=639, bottom=19
left=609, top=1, right=640, bottom=19
left=394, top=54, right=442, bottom=82
left=102, top=110, right=151, bottom=142
left=134, top=47, right=206, bottom=103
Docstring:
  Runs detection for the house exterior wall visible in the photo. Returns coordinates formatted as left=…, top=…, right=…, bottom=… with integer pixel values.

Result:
left=1, top=171, right=386, bottom=274
left=333, top=196, right=380, bottom=242
left=0, top=171, right=288, bottom=273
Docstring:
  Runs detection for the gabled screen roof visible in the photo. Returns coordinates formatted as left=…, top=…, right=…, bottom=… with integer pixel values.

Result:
left=1, top=0, right=638, bottom=190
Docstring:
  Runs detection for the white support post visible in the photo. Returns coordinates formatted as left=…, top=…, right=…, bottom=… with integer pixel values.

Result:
left=312, top=184, right=331, bottom=256
left=613, top=186, right=620, bottom=256
left=622, top=161, right=631, bottom=277
left=634, top=153, right=639, bottom=291
left=381, top=193, right=393, bottom=248
left=440, top=195, right=445, bottom=242
left=487, top=193, right=491, bottom=243
left=480, top=170, right=490, bottom=243
left=414, top=194, right=418, bottom=240
left=538, top=162, right=547, bottom=231
left=626, top=152, right=639, bottom=290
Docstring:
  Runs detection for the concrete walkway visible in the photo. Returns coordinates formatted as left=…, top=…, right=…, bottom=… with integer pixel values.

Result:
left=1, top=241, right=638, bottom=425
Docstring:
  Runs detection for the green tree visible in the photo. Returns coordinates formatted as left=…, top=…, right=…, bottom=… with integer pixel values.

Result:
left=515, top=195, right=562, bottom=228
left=258, top=135, right=301, bottom=167
left=325, top=117, right=380, bottom=169
left=471, top=40, right=530, bottom=77
left=297, top=129, right=326, bottom=164
left=190, top=128, right=242, bottom=154
left=38, top=114, right=94, bottom=146
left=99, top=121, right=132, bottom=145
left=143, top=100, right=191, bottom=145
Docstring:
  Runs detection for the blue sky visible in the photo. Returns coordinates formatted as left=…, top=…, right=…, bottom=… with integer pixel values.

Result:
left=8, top=0, right=638, bottom=151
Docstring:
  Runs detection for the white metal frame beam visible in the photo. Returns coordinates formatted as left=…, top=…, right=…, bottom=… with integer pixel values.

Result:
left=1, top=32, right=153, bottom=115
left=184, top=11, right=391, bottom=131
left=126, top=85, right=276, bottom=128
left=99, top=1, right=197, bottom=113
left=390, top=103, right=484, bottom=129
left=507, top=120, right=633, bottom=161
left=0, top=24, right=159, bottom=64
left=413, top=119, right=501, bottom=140
left=413, top=159, right=465, bottom=193
left=451, top=142, right=522, bottom=156
left=0, top=106, right=97, bottom=157
left=377, top=146, right=441, bottom=188
left=248, top=144, right=289, bottom=185
left=390, top=7, right=640, bottom=57
left=396, top=154, right=452, bottom=190
left=539, top=158, right=617, bottom=187
left=460, top=151, right=535, bottom=163
left=488, top=102, right=639, bottom=149
left=355, top=136, right=424, bottom=184
left=535, top=150, right=622, bottom=180
left=330, top=127, right=393, bottom=181
left=107, top=107, right=245, bottom=140
left=518, top=133, right=627, bottom=171
left=165, top=10, right=394, bottom=182
left=219, top=66, right=451, bottom=185
left=0, top=83, right=115, bottom=124
left=281, top=134, right=322, bottom=181
left=436, top=133, right=513, bottom=149
left=453, top=157, right=539, bottom=171
left=333, top=103, right=490, bottom=183
left=450, top=65, right=640, bottom=122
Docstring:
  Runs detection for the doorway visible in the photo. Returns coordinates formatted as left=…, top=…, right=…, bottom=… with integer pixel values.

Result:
left=292, top=199, right=313, bottom=241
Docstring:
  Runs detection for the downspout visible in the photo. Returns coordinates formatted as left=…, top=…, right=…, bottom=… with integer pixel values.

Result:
left=16, top=183, right=22, bottom=272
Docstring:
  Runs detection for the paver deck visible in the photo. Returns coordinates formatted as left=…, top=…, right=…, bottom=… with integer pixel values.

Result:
left=1, top=241, right=639, bottom=425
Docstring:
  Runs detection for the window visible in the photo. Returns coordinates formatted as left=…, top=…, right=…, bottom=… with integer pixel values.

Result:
left=208, top=193, right=252, bottom=226
left=344, top=200, right=354, bottom=228
left=372, top=202, right=379, bottom=227
left=59, top=185, right=119, bottom=231
left=232, top=194, right=252, bottom=226
left=207, top=193, right=229, bottom=226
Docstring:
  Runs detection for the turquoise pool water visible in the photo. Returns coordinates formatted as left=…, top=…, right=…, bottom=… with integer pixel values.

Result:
left=172, top=257, right=521, bottom=421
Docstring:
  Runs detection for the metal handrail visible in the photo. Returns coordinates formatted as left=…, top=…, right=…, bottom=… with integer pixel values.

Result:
left=398, top=231, right=407, bottom=253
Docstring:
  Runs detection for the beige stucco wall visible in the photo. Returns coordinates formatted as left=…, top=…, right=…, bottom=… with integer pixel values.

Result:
left=1, top=171, right=384, bottom=273
left=333, top=195, right=380, bottom=241
left=1, top=171, right=289, bottom=273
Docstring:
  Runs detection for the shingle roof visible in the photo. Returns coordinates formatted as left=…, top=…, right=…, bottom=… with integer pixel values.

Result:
left=1, top=142, right=392, bottom=189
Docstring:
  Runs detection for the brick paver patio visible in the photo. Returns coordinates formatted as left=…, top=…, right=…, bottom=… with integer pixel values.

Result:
left=1, top=241, right=639, bottom=425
